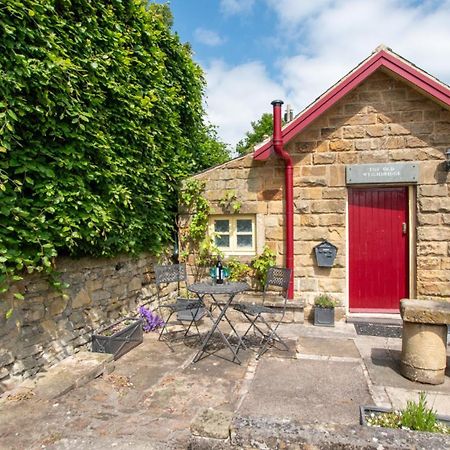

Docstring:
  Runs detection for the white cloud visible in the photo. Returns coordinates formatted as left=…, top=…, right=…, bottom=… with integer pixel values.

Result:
left=204, top=60, right=285, bottom=148
left=194, top=28, right=226, bottom=46
left=265, top=0, right=334, bottom=25
left=279, top=55, right=350, bottom=111
left=205, top=0, right=450, bottom=147
left=220, top=0, right=255, bottom=16
left=268, top=0, right=450, bottom=114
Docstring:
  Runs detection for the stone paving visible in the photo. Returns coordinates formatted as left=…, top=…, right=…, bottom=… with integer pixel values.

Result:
left=0, top=322, right=449, bottom=449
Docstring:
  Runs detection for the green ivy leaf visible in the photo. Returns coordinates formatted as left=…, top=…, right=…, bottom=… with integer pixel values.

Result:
left=0, top=0, right=229, bottom=296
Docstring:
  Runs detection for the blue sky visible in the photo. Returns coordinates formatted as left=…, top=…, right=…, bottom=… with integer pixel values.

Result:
left=154, top=0, right=450, bottom=149
left=167, top=1, right=279, bottom=74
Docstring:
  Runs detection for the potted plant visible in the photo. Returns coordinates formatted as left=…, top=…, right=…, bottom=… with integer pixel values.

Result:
left=91, top=316, right=143, bottom=360
left=313, top=294, right=338, bottom=327
left=360, top=392, right=450, bottom=434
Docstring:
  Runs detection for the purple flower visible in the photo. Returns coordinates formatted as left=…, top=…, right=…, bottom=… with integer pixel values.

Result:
left=138, top=306, right=165, bottom=332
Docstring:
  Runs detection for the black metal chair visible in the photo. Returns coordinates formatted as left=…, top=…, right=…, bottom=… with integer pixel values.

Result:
left=233, top=267, right=292, bottom=359
left=154, top=264, right=203, bottom=342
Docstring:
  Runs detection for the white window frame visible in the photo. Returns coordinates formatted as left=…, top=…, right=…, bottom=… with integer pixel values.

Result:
left=209, top=215, right=256, bottom=256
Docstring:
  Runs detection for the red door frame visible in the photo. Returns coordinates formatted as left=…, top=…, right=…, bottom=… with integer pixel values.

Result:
left=348, top=187, right=409, bottom=313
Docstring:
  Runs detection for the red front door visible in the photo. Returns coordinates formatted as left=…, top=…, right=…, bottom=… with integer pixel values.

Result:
left=349, top=187, right=409, bottom=312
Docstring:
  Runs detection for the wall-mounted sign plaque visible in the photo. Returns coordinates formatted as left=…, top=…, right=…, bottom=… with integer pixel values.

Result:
left=346, top=162, right=418, bottom=185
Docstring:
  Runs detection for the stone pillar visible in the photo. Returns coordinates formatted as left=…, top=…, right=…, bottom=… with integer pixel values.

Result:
left=400, top=321, right=448, bottom=385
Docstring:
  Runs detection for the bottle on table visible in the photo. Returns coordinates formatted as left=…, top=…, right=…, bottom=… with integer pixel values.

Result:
left=216, top=258, right=223, bottom=284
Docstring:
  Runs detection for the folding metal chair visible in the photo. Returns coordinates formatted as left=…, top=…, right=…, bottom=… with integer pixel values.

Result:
left=233, top=267, right=292, bottom=359
left=154, top=264, right=203, bottom=342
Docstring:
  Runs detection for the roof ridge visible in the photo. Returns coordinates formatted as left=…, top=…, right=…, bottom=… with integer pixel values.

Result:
left=254, top=46, right=450, bottom=161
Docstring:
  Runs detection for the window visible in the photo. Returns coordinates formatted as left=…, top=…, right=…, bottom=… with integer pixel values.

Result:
left=209, top=215, right=256, bottom=255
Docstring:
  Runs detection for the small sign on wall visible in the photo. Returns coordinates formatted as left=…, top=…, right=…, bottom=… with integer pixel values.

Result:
left=346, top=162, right=418, bottom=184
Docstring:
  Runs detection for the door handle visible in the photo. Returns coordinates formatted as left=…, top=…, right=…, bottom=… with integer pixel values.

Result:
left=402, top=222, right=407, bottom=235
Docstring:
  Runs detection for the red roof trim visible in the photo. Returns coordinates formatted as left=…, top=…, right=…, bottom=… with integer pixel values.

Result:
left=254, top=49, right=450, bottom=160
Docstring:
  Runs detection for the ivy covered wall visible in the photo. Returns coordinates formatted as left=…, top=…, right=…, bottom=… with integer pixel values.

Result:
left=0, top=0, right=229, bottom=296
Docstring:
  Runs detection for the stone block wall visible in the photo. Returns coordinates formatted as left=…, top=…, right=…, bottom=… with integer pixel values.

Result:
left=288, top=70, right=450, bottom=312
left=190, top=70, right=450, bottom=317
left=190, top=155, right=285, bottom=262
left=0, top=253, right=163, bottom=392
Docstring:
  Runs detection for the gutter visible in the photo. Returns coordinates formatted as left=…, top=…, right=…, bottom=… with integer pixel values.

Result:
left=271, top=100, right=294, bottom=299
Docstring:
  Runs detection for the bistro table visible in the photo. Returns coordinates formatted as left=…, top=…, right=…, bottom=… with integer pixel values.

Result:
left=188, top=281, right=251, bottom=364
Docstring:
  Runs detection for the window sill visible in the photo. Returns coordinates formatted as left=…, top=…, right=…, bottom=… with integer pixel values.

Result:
left=220, top=251, right=256, bottom=257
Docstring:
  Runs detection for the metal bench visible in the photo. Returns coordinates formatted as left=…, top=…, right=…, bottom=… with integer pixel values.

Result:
left=400, top=299, right=450, bottom=385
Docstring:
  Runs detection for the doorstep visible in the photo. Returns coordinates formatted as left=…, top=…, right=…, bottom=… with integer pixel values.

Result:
left=346, top=313, right=402, bottom=325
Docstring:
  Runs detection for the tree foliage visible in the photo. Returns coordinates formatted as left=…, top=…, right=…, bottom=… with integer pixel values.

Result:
left=196, top=124, right=230, bottom=169
left=235, top=113, right=273, bottom=156
left=0, top=0, right=229, bottom=293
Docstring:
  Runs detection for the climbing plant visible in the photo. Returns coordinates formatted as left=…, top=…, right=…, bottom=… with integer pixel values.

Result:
left=178, top=179, right=222, bottom=281
left=0, top=0, right=229, bottom=298
left=218, top=190, right=241, bottom=213
left=179, top=180, right=277, bottom=287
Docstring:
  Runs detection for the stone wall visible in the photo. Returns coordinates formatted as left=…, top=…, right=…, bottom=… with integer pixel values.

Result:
left=0, top=253, right=162, bottom=392
left=186, top=153, right=281, bottom=255
left=191, top=70, right=450, bottom=317
left=287, top=70, right=450, bottom=314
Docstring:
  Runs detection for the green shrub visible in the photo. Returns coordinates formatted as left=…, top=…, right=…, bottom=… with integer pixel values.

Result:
left=401, top=392, right=440, bottom=432
left=367, top=392, right=450, bottom=434
left=252, top=246, right=276, bottom=290
left=314, top=294, right=338, bottom=308
left=226, top=258, right=251, bottom=282
left=0, top=1, right=229, bottom=297
left=178, top=179, right=223, bottom=282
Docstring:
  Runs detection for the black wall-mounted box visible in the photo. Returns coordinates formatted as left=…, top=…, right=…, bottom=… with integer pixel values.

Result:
left=314, top=241, right=337, bottom=268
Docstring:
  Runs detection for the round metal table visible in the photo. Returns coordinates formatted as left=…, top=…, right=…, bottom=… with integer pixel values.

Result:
left=188, top=281, right=250, bottom=364
left=188, top=281, right=250, bottom=296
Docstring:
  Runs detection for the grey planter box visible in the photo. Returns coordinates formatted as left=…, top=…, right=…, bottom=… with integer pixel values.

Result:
left=92, top=317, right=143, bottom=360
left=314, top=307, right=335, bottom=327
left=360, top=405, right=450, bottom=428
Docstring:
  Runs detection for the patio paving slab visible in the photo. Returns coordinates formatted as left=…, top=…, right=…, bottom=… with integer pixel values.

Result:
left=191, top=408, right=233, bottom=439
left=358, top=341, right=450, bottom=394
left=297, top=336, right=360, bottom=359
left=0, top=332, right=252, bottom=449
left=385, top=386, right=450, bottom=415
left=238, top=358, right=372, bottom=425
left=2, top=323, right=450, bottom=449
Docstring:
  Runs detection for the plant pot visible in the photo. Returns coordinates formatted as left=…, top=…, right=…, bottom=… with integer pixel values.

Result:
left=360, top=405, right=450, bottom=428
left=314, top=307, right=335, bottom=327
left=92, top=317, right=143, bottom=360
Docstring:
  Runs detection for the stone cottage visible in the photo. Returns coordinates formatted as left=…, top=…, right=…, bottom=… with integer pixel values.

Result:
left=185, top=46, right=450, bottom=321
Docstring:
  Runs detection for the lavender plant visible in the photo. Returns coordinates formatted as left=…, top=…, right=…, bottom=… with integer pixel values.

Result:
left=138, top=306, right=164, bottom=332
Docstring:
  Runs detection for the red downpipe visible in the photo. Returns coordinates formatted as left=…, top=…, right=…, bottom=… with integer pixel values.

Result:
left=271, top=100, right=294, bottom=299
